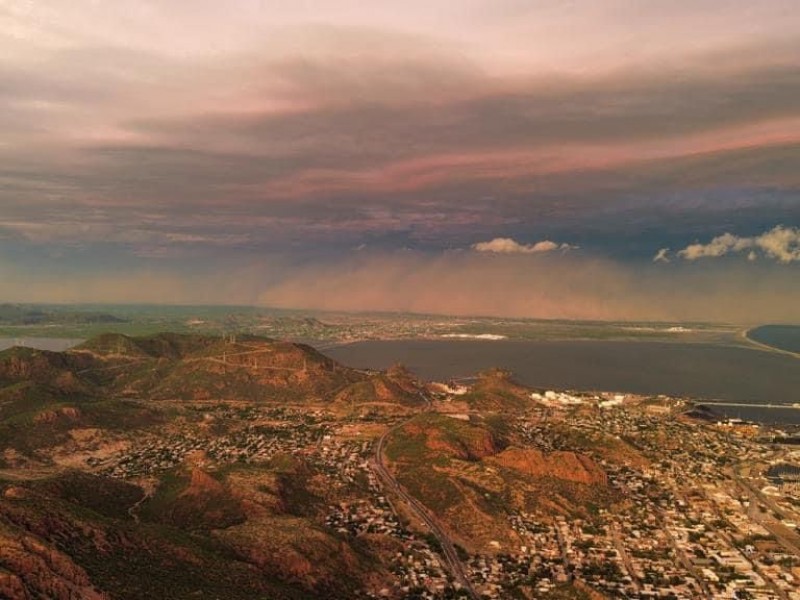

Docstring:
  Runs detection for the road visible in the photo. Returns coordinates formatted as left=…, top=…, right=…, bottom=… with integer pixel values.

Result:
left=660, top=515, right=712, bottom=599
left=700, top=401, right=800, bottom=410
left=699, top=473, right=792, bottom=599
left=127, top=482, right=155, bottom=524
left=733, top=473, right=800, bottom=557
left=371, top=420, right=480, bottom=600
left=609, top=523, right=640, bottom=593
left=553, top=521, right=571, bottom=577
left=74, top=341, right=310, bottom=374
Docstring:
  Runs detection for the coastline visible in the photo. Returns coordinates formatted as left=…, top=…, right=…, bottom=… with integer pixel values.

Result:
left=741, top=327, right=800, bottom=360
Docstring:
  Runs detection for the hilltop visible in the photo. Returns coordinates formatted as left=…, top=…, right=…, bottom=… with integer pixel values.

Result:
left=69, top=332, right=362, bottom=401
left=0, top=333, right=427, bottom=462
left=0, top=332, right=428, bottom=407
left=384, top=412, right=615, bottom=551
left=459, top=368, right=534, bottom=412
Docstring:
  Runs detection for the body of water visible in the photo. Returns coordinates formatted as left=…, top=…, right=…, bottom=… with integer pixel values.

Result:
left=747, top=325, right=800, bottom=354
left=326, top=339, right=800, bottom=405
left=699, top=405, right=800, bottom=426
left=0, top=337, right=84, bottom=352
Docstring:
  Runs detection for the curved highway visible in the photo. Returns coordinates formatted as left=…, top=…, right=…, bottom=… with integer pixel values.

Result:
left=372, top=420, right=480, bottom=600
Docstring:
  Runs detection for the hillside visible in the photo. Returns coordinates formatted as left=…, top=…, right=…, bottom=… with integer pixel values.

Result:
left=0, top=332, right=368, bottom=406
left=334, top=364, right=428, bottom=413
left=0, top=468, right=377, bottom=600
left=460, top=368, right=534, bottom=412
left=384, top=413, right=617, bottom=551
left=0, top=333, right=382, bottom=462
left=68, top=333, right=366, bottom=402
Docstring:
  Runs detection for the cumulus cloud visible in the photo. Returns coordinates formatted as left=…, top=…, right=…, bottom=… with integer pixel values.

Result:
left=653, top=248, right=670, bottom=263
left=472, top=237, right=575, bottom=254
left=677, top=225, right=800, bottom=263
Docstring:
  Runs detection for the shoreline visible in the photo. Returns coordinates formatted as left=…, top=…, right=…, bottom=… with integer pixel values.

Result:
left=741, top=327, right=800, bottom=360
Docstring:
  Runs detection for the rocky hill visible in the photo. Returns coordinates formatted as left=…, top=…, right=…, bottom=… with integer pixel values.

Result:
left=334, top=364, right=427, bottom=412
left=0, top=334, right=431, bottom=460
left=68, top=333, right=365, bottom=402
left=384, top=412, right=617, bottom=550
left=460, top=368, right=533, bottom=412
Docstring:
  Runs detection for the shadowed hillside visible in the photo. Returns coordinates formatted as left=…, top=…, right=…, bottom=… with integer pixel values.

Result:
left=0, top=469, right=378, bottom=600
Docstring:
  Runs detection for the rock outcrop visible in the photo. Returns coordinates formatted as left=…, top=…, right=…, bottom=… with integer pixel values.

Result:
left=0, top=529, right=107, bottom=600
left=489, top=447, right=607, bottom=485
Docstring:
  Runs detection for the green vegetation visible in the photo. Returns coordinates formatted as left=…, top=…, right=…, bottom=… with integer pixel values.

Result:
left=386, top=413, right=498, bottom=463
left=0, top=478, right=310, bottom=600
left=454, top=368, right=540, bottom=413
left=384, top=413, right=502, bottom=515
left=139, top=468, right=247, bottom=531
left=1, top=331, right=366, bottom=410
left=29, top=470, right=144, bottom=520
left=0, top=394, right=160, bottom=454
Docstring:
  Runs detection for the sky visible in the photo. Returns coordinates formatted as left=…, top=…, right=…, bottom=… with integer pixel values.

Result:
left=1, top=1, right=798, bottom=322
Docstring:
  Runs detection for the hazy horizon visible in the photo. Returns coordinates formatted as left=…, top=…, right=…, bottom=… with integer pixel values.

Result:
left=1, top=300, right=797, bottom=328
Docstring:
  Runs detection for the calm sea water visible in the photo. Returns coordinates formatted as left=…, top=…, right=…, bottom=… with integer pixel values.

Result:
left=326, top=340, right=800, bottom=405
left=700, top=405, right=800, bottom=425
left=748, top=325, right=800, bottom=354
left=0, top=337, right=84, bottom=352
